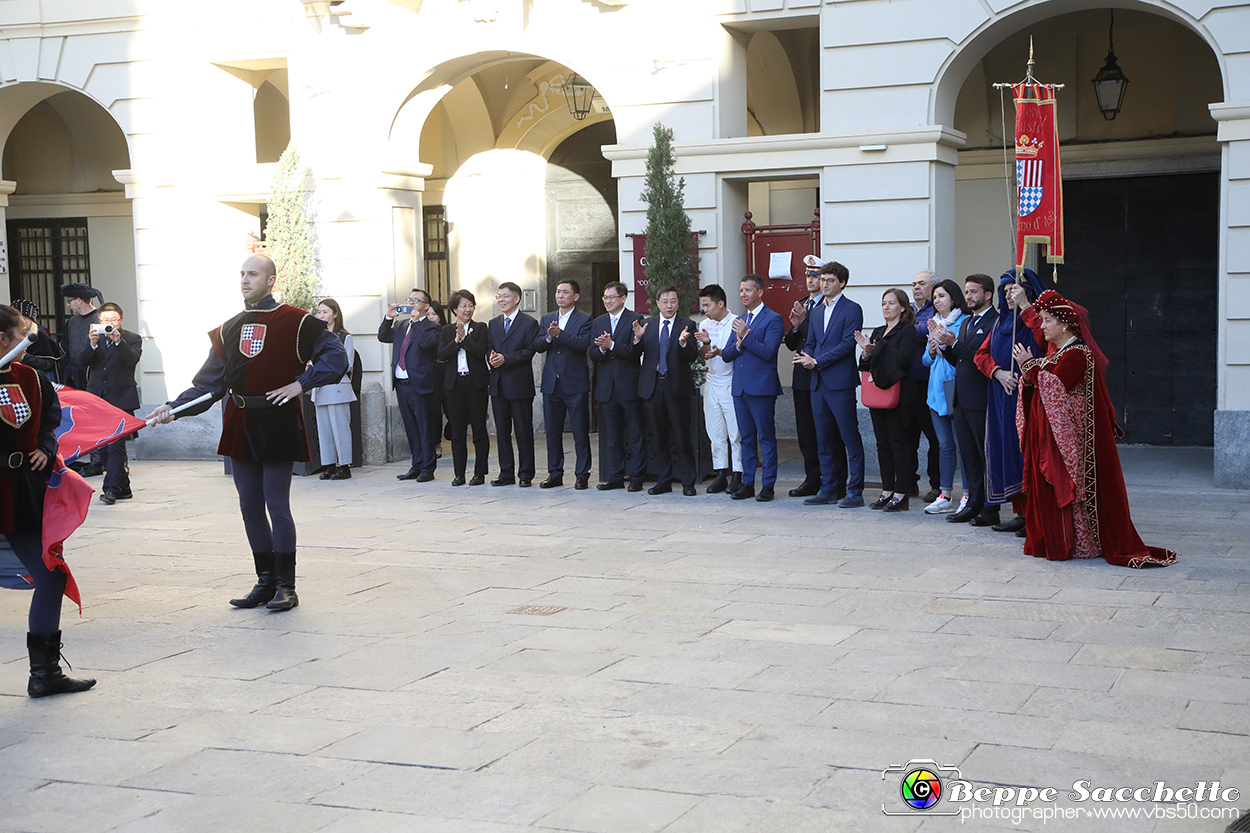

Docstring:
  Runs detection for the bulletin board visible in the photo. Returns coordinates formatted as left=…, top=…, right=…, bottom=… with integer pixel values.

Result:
left=627, top=232, right=704, bottom=315
left=742, top=210, right=820, bottom=319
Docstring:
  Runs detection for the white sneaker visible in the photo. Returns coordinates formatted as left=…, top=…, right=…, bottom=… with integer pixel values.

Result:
left=925, top=493, right=954, bottom=514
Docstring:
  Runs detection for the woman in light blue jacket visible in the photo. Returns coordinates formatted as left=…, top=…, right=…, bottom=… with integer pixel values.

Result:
left=312, top=298, right=356, bottom=480
left=920, top=280, right=970, bottom=513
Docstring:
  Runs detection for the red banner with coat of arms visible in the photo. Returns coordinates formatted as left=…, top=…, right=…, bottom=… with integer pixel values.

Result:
left=1014, top=82, right=1064, bottom=271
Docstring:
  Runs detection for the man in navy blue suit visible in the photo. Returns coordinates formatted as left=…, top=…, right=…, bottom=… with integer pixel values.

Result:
left=635, top=285, right=700, bottom=496
left=379, top=289, right=442, bottom=481
left=794, top=261, right=866, bottom=508
left=589, top=281, right=645, bottom=492
left=487, top=282, right=540, bottom=487
left=784, top=256, right=836, bottom=497
left=532, top=279, right=593, bottom=489
left=719, top=275, right=782, bottom=502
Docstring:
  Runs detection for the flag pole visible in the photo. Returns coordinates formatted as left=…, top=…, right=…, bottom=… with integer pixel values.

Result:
left=0, top=333, right=36, bottom=370
left=145, top=392, right=213, bottom=427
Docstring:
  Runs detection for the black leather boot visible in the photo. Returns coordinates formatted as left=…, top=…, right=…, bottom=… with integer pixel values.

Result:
left=230, top=552, right=277, bottom=608
left=266, top=552, right=299, bottom=611
left=27, top=632, right=96, bottom=698
left=706, top=469, right=729, bottom=494
left=728, top=471, right=743, bottom=494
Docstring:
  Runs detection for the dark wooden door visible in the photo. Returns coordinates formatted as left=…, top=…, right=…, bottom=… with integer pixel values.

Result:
left=1054, top=172, right=1217, bottom=446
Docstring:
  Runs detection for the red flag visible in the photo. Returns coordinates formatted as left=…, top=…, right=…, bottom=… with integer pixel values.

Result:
left=1014, top=82, right=1065, bottom=270
left=41, top=459, right=91, bottom=613
left=53, top=386, right=148, bottom=463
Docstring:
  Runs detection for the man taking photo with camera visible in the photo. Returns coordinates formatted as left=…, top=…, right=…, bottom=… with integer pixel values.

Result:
left=84, top=302, right=143, bottom=505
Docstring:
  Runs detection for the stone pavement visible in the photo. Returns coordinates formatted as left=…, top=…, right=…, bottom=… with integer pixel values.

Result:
left=1, top=443, right=1247, bottom=833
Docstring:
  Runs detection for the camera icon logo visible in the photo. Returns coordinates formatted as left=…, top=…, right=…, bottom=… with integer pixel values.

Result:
left=882, top=759, right=962, bottom=816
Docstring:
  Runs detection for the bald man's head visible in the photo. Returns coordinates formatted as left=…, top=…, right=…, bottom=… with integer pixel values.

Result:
left=240, top=255, right=278, bottom=305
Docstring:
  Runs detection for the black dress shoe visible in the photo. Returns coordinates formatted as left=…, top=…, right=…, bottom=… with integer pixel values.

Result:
left=319, top=466, right=336, bottom=480
left=79, top=465, right=104, bottom=478
left=755, top=486, right=774, bottom=502
left=706, top=472, right=729, bottom=494
left=575, top=476, right=589, bottom=491
left=647, top=482, right=672, bottom=495
left=728, top=472, right=742, bottom=493
left=98, top=491, right=117, bottom=505
left=948, top=507, right=977, bottom=523
left=1016, top=527, right=1027, bottom=538
left=397, top=468, right=420, bottom=481
left=468, top=474, right=486, bottom=486
left=518, top=480, right=532, bottom=488
left=803, top=492, right=836, bottom=506
left=451, top=476, right=466, bottom=487
left=597, top=481, right=625, bottom=491
left=415, top=471, right=435, bottom=483
left=788, top=481, right=819, bottom=498
left=627, top=481, right=644, bottom=493
left=491, top=476, right=515, bottom=487
left=540, top=475, right=564, bottom=489
left=682, top=484, right=697, bottom=496
left=993, top=515, right=1027, bottom=533
left=331, top=466, right=351, bottom=480
left=971, top=509, right=1001, bottom=527
left=882, top=494, right=910, bottom=512
left=731, top=485, right=755, bottom=500
left=869, top=494, right=893, bottom=510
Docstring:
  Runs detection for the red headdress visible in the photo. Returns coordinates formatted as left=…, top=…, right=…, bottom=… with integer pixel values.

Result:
left=1033, top=289, right=1108, bottom=374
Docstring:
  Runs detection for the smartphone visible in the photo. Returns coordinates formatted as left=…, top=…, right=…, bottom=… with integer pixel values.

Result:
left=395, top=304, right=413, bottom=314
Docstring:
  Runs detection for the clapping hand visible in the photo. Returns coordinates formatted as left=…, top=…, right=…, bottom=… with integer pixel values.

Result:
left=694, top=329, right=710, bottom=345
left=731, top=318, right=750, bottom=343
left=547, top=320, right=561, bottom=340
left=789, top=300, right=808, bottom=328
left=1011, top=343, right=1034, bottom=367
left=793, top=351, right=817, bottom=370
left=853, top=330, right=872, bottom=351
left=632, top=319, right=647, bottom=342
left=489, top=349, right=506, bottom=368
left=594, top=332, right=613, bottom=351
left=455, top=320, right=466, bottom=341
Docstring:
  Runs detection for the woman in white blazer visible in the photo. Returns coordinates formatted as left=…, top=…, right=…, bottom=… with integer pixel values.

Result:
left=312, top=299, right=356, bottom=479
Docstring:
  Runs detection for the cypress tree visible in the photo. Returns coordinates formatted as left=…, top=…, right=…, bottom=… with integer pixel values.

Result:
left=640, top=123, right=700, bottom=314
left=264, top=143, right=319, bottom=312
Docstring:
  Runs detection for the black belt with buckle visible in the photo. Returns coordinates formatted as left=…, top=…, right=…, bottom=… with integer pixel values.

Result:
left=657, top=372, right=669, bottom=379
left=395, top=378, right=410, bottom=386
left=229, top=393, right=285, bottom=409
left=6, top=451, right=25, bottom=469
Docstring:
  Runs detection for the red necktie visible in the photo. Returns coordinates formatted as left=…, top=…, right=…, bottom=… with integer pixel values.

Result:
left=398, top=323, right=414, bottom=371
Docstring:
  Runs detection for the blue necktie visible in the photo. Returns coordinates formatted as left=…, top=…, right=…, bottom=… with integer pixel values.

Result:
left=504, top=316, right=511, bottom=335
left=658, top=319, right=670, bottom=375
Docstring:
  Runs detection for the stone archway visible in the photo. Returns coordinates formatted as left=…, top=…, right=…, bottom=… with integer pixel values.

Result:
left=0, top=83, right=134, bottom=339
left=936, top=3, right=1226, bottom=447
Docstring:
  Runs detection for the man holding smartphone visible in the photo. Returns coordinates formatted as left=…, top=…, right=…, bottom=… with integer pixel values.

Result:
left=379, top=289, right=443, bottom=481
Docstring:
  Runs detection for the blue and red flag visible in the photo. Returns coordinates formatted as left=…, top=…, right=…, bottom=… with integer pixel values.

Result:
left=54, top=386, right=148, bottom=463
left=41, top=458, right=92, bottom=611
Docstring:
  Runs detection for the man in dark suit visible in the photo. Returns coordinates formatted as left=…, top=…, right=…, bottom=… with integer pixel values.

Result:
left=795, top=261, right=866, bottom=508
left=487, top=281, right=540, bottom=487
left=719, top=275, right=783, bottom=502
left=61, top=282, right=104, bottom=476
left=437, top=289, right=491, bottom=486
left=939, top=273, right=999, bottom=525
left=378, top=288, right=442, bottom=482
left=83, top=302, right=142, bottom=504
left=589, top=281, right=645, bottom=492
left=635, top=285, right=700, bottom=496
left=784, top=256, right=837, bottom=497
left=532, top=280, right=593, bottom=490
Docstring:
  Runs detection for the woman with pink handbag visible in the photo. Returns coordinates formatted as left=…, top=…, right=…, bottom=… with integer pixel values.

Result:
left=855, top=288, right=919, bottom=512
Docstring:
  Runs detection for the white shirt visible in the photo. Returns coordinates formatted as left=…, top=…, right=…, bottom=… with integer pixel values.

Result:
left=455, top=322, right=471, bottom=374
left=700, top=314, right=735, bottom=388
left=548, top=308, right=574, bottom=342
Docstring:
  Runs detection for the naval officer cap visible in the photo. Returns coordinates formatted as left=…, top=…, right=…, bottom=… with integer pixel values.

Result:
left=803, top=255, right=827, bottom=274
left=60, top=283, right=104, bottom=302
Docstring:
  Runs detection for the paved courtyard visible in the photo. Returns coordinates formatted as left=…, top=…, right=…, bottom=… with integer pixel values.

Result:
left=1, top=444, right=1247, bottom=832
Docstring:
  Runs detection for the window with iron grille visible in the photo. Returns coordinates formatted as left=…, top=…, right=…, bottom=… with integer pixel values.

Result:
left=423, top=205, right=449, bottom=305
left=5, top=218, right=91, bottom=337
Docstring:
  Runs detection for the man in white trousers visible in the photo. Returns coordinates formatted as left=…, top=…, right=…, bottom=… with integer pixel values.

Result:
left=695, top=284, right=742, bottom=494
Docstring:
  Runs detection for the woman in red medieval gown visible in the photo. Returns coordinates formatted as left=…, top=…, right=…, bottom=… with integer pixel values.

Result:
left=1008, top=288, right=1176, bottom=568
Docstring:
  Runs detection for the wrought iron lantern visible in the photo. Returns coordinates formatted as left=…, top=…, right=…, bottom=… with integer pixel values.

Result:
left=1092, top=10, right=1129, bottom=120
left=561, top=73, right=596, bottom=121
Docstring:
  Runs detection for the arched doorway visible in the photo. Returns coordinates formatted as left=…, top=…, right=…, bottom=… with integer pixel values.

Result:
left=1, top=84, right=133, bottom=341
left=944, top=6, right=1223, bottom=446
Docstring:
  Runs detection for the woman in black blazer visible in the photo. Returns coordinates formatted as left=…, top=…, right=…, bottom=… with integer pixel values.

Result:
left=856, top=288, right=919, bottom=511
left=437, top=290, right=491, bottom=486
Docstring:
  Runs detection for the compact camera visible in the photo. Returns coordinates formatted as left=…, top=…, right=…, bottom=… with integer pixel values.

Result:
left=90, top=323, right=116, bottom=336
left=395, top=305, right=414, bottom=314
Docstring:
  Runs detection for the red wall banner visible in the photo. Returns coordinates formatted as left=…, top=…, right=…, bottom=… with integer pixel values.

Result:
left=1014, top=82, right=1065, bottom=270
